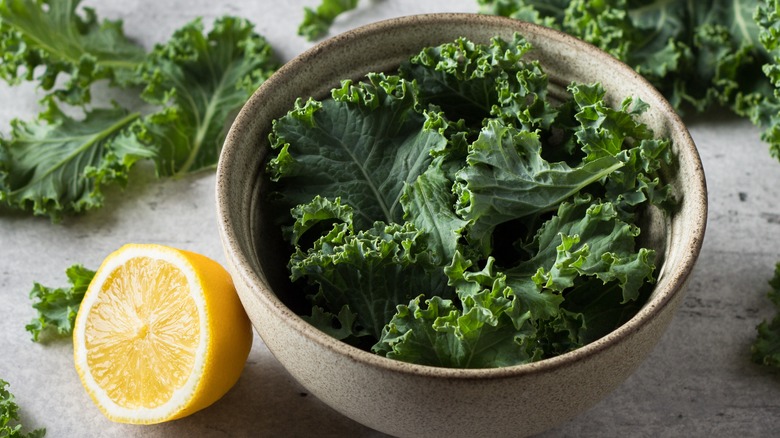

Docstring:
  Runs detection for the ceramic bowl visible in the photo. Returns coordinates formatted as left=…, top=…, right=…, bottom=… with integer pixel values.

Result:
left=216, top=13, right=707, bottom=438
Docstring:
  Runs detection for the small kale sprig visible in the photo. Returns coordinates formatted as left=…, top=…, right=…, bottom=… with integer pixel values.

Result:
left=752, top=263, right=780, bottom=367
left=298, top=0, right=359, bottom=41
left=0, top=379, right=45, bottom=438
left=25, top=264, right=95, bottom=343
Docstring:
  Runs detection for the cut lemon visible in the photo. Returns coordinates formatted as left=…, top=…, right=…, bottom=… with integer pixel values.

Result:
left=73, top=243, right=252, bottom=424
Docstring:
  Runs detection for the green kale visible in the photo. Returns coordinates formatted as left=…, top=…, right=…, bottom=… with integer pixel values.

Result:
left=298, top=0, right=359, bottom=41
left=0, top=6, right=279, bottom=219
left=0, top=379, right=45, bottom=437
left=137, top=16, right=279, bottom=176
left=268, top=35, right=669, bottom=368
left=0, top=0, right=146, bottom=105
left=0, top=103, right=153, bottom=220
left=268, top=73, right=446, bottom=229
left=26, top=264, right=95, bottom=342
left=752, top=263, right=780, bottom=367
left=478, top=0, right=768, bottom=112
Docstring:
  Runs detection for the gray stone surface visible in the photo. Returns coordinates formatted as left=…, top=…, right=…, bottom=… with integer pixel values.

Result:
left=1, top=1, right=779, bottom=436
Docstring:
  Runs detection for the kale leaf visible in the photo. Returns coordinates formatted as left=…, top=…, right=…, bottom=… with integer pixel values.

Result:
left=0, top=379, right=45, bottom=437
left=0, top=0, right=145, bottom=105
left=752, top=262, right=780, bottom=367
left=26, top=264, right=95, bottom=342
left=298, top=0, right=359, bottom=41
left=0, top=10, right=278, bottom=219
left=0, top=103, right=153, bottom=220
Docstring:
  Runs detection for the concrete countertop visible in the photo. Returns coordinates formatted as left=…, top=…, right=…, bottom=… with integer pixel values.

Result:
left=2, top=1, right=779, bottom=436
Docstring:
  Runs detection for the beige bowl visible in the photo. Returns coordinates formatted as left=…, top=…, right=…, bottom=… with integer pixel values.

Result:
left=216, top=13, right=707, bottom=438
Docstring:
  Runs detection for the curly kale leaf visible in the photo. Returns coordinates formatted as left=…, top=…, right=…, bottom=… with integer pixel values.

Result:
left=480, top=0, right=768, bottom=114
left=0, top=0, right=145, bottom=105
left=137, top=16, right=278, bottom=176
left=752, top=262, right=780, bottom=367
left=400, top=33, right=558, bottom=130
left=454, top=119, right=623, bottom=254
left=25, top=264, right=95, bottom=342
left=268, top=74, right=446, bottom=230
left=289, top=219, right=451, bottom=340
left=510, top=196, right=656, bottom=303
left=298, top=0, right=359, bottom=41
left=0, top=380, right=45, bottom=437
left=373, top=257, right=543, bottom=368
left=0, top=14, right=279, bottom=219
left=0, top=102, right=154, bottom=220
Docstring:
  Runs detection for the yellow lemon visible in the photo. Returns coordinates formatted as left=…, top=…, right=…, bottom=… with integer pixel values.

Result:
left=73, top=243, right=252, bottom=424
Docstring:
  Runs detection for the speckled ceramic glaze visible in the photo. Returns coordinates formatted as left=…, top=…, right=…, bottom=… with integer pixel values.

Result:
left=216, top=14, right=707, bottom=438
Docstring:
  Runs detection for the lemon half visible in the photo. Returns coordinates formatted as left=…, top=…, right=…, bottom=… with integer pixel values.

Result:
left=73, top=244, right=252, bottom=424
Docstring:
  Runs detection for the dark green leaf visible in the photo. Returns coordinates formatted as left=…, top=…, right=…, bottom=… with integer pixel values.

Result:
left=0, top=379, right=45, bottom=437
left=25, top=264, right=95, bottom=342
left=0, top=0, right=145, bottom=104
left=137, top=16, right=278, bottom=176
left=298, top=0, right=359, bottom=41
left=269, top=74, right=446, bottom=229
left=0, top=102, right=154, bottom=220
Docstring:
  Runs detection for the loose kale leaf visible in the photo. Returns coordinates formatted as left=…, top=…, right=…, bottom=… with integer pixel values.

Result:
left=289, top=221, right=452, bottom=340
left=25, top=264, right=95, bottom=342
left=0, top=380, right=45, bottom=438
left=481, top=0, right=769, bottom=114
left=0, top=102, right=154, bottom=220
left=454, top=119, right=623, bottom=254
left=137, top=16, right=278, bottom=176
left=268, top=74, right=446, bottom=229
left=298, top=0, right=359, bottom=41
left=748, top=1, right=780, bottom=160
left=372, top=294, right=538, bottom=368
left=752, top=262, right=780, bottom=367
left=0, top=0, right=145, bottom=105
left=567, top=82, right=672, bottom=214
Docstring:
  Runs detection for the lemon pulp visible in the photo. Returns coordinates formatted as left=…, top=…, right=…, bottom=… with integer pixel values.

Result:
left=84, top=256, right=199, bottom=410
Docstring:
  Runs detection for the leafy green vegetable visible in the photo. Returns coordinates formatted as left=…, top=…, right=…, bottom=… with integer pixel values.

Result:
left=137, top=16, right=279, bottom=176
left=268, top=35, right=670, bottom=368
left=478, top=0, right=780, bottom=372
left=477, top=0, right=780, bottom=161
left=288, top=202, right=451, bottom=340
left=26, top=264, right=95, bottom=342
left=0, top=102, right=153, bottom=219
left=454, top=119, right=623, bottom=254
left=268, top=74, right=446, bottom=229
left=752, top=263, right=780, bottom=367
left=0, top=9, right=279, bottom=219
left=479, top=0, right=769, bottom=111
left=0, top=379, right=45, bottom=438
left=298, top=0, right=359, bottom=41
left=373, top=260, right=541, bottom=368
left=0, top=0, right=146, bottom=105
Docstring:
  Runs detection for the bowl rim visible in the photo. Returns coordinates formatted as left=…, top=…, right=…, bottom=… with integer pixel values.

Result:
left=216, top=12, right=708, bottom=380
